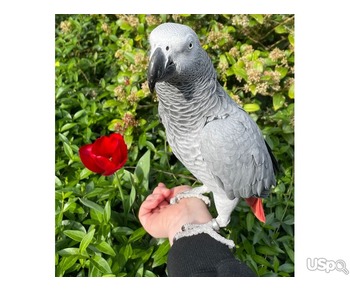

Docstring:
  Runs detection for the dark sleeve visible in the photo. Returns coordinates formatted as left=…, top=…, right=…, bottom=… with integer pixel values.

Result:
left=167, top=233, right=255, bottom=277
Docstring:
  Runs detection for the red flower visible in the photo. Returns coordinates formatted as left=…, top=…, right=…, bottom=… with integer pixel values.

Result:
left=79, top=133, right=128, bottom=176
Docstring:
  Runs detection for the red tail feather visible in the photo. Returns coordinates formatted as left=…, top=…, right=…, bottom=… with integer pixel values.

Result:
left=245, top=197, right=266, bottom=223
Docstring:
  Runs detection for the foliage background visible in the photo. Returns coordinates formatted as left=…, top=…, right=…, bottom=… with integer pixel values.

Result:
left=55, top=14, right=294, bottom=277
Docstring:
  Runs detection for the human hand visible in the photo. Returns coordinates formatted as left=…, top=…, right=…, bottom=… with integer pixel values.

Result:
left=139, top=183, right=212, bottom=245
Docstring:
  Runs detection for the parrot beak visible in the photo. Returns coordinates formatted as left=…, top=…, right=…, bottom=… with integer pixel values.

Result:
left=147, top=47, right=175, bottom=93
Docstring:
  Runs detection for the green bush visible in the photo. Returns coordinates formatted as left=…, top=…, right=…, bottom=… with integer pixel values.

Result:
left=55, top=14, right=294, bottom=277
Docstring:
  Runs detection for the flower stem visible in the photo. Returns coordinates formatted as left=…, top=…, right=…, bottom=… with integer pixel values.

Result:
left=114, top=170, right=128, bottom=223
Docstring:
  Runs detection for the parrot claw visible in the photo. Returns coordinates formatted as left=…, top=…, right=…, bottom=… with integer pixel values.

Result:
left=181, top=219, right=219, bottom=231
left=170, top=188, right=211, bottom=206
left=211, top=218, right=220, bottom=231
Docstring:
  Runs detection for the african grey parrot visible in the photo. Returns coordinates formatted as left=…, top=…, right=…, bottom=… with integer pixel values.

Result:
left=147, top=23, right=278, bottom=229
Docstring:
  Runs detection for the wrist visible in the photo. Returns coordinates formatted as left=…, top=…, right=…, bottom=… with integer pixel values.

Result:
left=168, top=197, right=212, bottom=245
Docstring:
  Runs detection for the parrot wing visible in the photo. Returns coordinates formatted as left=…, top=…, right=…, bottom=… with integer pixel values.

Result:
left=199, top=107, right=276, bottom=200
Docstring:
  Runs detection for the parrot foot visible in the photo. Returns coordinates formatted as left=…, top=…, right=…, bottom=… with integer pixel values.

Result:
left=170, top=186, right=211, bottom=207
left=174, top=219, right=235, bottom=249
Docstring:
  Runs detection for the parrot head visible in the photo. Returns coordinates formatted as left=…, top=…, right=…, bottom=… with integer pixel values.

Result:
left=147, top=23, right=207, bottom=93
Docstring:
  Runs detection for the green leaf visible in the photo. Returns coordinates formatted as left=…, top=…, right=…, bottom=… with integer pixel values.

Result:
left=256, top=245, right=284, bottom=256
left=79, top=229, right=95, bottom=253
left=89, top=209, right=104, bottom=224
left=56, top=85, right=72, bottom=98
left=103, top=99, right=118, bottom=109
left=275, top=25, right=287, bottom=34
left=134, top=150, right=150, bottom=191
left=249, top=84, right=257, bottom=96
left=241, top=235, right=254, bottom=255
left=253, top=226, right=265, bottom=244
left=288, top=82, right=294, bottom=99
left=233, top=65, right=247, bottom=81
left=144, top=270, right=156, bottom=277
left=55, top=176, right=62, bottom=187
left=79, top=198, right=104, bottom=214
left=90, top=255, right=112, bottom=274
left=60, top=123, right=77, bottom=132
left=63, top=201, right=77, bottom=213
left=219, top=54, right=228, bottom=67
left=283, top=214, right=294, bottom=225
left=63, top=142, right=74, bottom=160
left=120, top=244, right=133, bottom=260
left=61, top=220, right=86, bottom=233
left=73, top=109, right=86, bottom=120
left=63, top=230, right=86, bottom=242
left=273, top=93, right=285, bottom=111
left=273, top=256, right=280, bottom=273
left=246, top=212, right=254, bottom=232
left=58, top=133, right=69, bottom=144
left=79, top=168, right=92, bottom=179
left=245, top=255, right=258, bottom=275
left=128, top=185, right=136, bottom=213
left=57, top=256, right=78, bottom=276
left=103, top=200, right=111, bottom=223
left=109, top=34, right=118, bottom=42
left=124, top=52, right=135, bottom=63
left=275, top=205, right=284, bottom=221
left=252, top=254, right=272, bottom=268
left=244, top=103, right=260, bottom=112
left=138, top=132, right=147, bottom=149
left=112, top=226, right=134, bottom=236
left=276, top=66, right=288, bottom=78
left=135, top=263, right=144, bottom=277
left=288, top=33, right=294, bottom=47
left=94, top=241, right=116, bottom=256
left=132, top=246, right=154, bottom=263
left=57, top=247, right=81, bottom=256
left=225, top=67, right=235, bottom=77
left=278, top=263, right=294, bottom=273
left=251, top=14, right=264, bottom=24
left=152, top=240, right=170, bottom=268
left=283, top=242, right=294, bottom=263
left=253, top=60, right=264, bottom=72
left=128, top=227, right=147, bottom=243
left=102, top=274, right=116, bottom=277
left=88, top=262, right=101, bottom=277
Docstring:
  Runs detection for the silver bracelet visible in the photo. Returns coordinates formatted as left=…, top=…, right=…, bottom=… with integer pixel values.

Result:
left=173, top=219, right=235, bottom=249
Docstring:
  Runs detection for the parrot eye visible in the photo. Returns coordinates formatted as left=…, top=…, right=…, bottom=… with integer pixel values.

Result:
left=166, top=46, right=170, bottom=51
left=188, top=42, right=193, bottom=49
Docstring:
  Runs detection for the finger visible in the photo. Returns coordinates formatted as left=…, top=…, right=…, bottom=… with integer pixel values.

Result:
left=152, top=183, right=169, bottom=196
left=139, top=183, right=173, bottom=223
left=152, top=186, right=172, bottom=202
left=158, top=200, right=169, bottom=208
left=138, top=199, right=154, bottom=226
left=139, top=195, right=159, bottom=219
left=142, top=194, right=160, bottom=210
left=139, top=190, right=169, bottom=220
left=157, top=182, right=166, bottom=188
